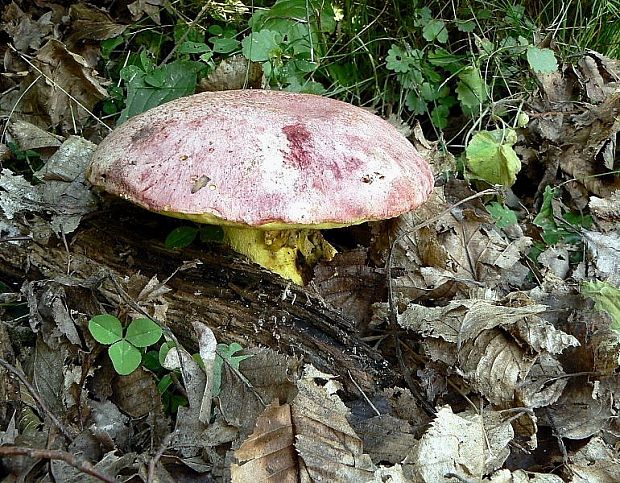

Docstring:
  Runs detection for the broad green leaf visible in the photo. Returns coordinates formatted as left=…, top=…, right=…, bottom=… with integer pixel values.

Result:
left=118, top=60, right=200, bottom=123
left=158, top=374, right=173, bottom=394
left=456, top=66, right=488, bottom=115
left=242, top=30, right=283, bottom=62
left=211, top=37, right=240, bottom=54
left=142, top=350, right=161, bottom=371
left=89, top=314, right=123, bottom=345
left=582, top=281, right=620, bottom=334
left=526, top=47, right=558, bottom=73
left=125, top=318, right=163, bottom=347
left=165, top=226, right=199, bottom=249
left=405, top=92, right=427, bottom=115
left=487, top=202, right=518, bottom=228
left=108, top=340, right=142, bottom=375
left=465, top=128, right=521, bottom=186
left=423, top=19, right=448, bottom=43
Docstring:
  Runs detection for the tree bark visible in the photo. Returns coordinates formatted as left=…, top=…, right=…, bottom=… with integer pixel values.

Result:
left=0, top=202, right=397, bottom=396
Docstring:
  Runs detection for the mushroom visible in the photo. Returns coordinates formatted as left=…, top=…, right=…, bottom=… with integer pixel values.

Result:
left=88, top=90, right=433, bottom=284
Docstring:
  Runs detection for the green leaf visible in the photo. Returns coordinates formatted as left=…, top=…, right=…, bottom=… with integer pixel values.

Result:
left=487, top=202, right=518, bottom=228
left=199, top=225, right=224, bottom=242
left=89, top=315, right=123, bottom=345
left=242, top=30, right=283, bottom=62
left=526, top=47, right=558, bottom=73
left=158, top=374, right=173, bottom=394
left=386, top=45, right=413, bottom=73
left=405, top=92, right=427, bottom=114
left=108, top=340, right=142, bottom=375
left=101, top=36, right=125, bottom=60
left=165, top=226, right=199, bottom=249
left=456, top=19, right=476, bottom=33
left=212, top=343, right=253, bottom=396
left=430, top=104, right=450, bottom=129
left=456, top=66, right=488, bottom=114
left=159, top=341, right=176, bottom=366
left=210, top=37, right=241, bottom=54
left=464, top=128, right=521, bottom=186
left=582, top=281, right=620, bottom=334
left=178, top=41, right=212, bottom=54
left=125, top=318, right=163, bottom=348
left=118, top=60, right=200, bottom=123
left=423, top=19, right=448, bottom=43
left=142, top=350, right=162, bottom=371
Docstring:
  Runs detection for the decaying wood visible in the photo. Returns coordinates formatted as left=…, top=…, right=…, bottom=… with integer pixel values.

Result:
left=0, top=202, right=397, bottom=395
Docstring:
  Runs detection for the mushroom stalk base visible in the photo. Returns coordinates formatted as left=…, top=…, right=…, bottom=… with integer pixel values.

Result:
left=222, top=227, right=337, bottom=285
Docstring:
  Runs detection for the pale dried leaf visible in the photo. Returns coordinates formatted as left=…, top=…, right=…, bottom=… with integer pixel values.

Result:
left=231, top=401, right=297, bottom=483
left=538, top=247, right=570, bottom=279
left=406, top=406, right=485, bottom=482
left=292, top=366, right=376, bottom=481
left=583, top=230, right=620, bottom=285
left=67, top=4, right=127, bottom=41
left=7, top=120, right=63, bottom=151
left=566, top=436, right=620, bottom=482
left=193, top=322, right=217, bottom=424
left=488, top=468, right=564, bottom=482
left=589, top=191, right=620, bottom=233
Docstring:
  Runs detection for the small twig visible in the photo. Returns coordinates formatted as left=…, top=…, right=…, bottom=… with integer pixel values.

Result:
left=0, top=445, right=115, bottom=483
left=147, top=431, right=177, bottom=483
left=348, top=370, right=380, bottom=416
left=0, top=357, right=76, bottom=441
left=0, top=236, right=33, bottom=243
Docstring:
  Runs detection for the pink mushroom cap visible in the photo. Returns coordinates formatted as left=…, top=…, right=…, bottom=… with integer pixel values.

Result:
left=88, top=89, right=434, bottom=229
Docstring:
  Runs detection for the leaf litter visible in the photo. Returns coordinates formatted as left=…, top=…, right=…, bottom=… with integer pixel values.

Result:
left=0, top=2, right=620, bottom=482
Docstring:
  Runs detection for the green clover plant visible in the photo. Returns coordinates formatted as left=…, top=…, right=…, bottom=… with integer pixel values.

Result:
left=88, top=314, right=163, bottom=375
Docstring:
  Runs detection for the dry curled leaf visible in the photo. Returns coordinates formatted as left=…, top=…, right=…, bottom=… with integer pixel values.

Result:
left=231, top=401, right=297, bottom=483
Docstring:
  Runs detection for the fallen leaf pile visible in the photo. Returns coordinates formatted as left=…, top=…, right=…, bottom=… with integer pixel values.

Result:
left=1, top=2, right=620, bottom=482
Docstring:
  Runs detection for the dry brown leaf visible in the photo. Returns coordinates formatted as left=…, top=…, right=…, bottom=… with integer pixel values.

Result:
left=564, top=436, right=620, bottom=482
left=399, top=299, right=578, bottom=406
left=312, top=247, right=385, bottom=326
left=542, top=378, right=615, bottom=439
left=291, top=366, right=376, bottom=481
left=34, top=39, right=108, bottom=131
left=354, top=414, right=418, bottom=465
left=67, top=4, right=127, bottom=42
left=390, top=184, right=532, bottom=304
left=113, top=367, right=162, bottom=418
left=1, top=2, right=53, bottom=52
left=231, top=401, right=297, bottom=483
left=7, top=120, right=63, bottom=151
left=198, top=55, right=262, bottom=92
left=218, top=348, right=299, bottom=440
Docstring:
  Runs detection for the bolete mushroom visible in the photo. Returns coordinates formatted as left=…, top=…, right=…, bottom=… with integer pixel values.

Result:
left=88, top=90, right=433, bottom=284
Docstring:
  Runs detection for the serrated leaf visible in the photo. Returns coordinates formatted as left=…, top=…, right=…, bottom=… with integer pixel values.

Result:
left=242, top=29, right=283, bottom=62
left=125, top=318, right=162, bottom=348
left=456, top=66, right=488, bottom=114
left=582, top=281, right=620, bottom=334
left=165, top=226, right=199, bottom=249
left=386, top=45, right=415, bottom=73
left=405, top=92, right=427, bottom=114
left=430, top=104, right=450, bottom=129
left=487, top=202, right=518, bottom=228
left=108, top=340, right=142, bottom=375
left=89, top=314, right=123, bottom=345
left=465, top=129, right=521, bottom=186
left=526, top=47, right=558, bottom=73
